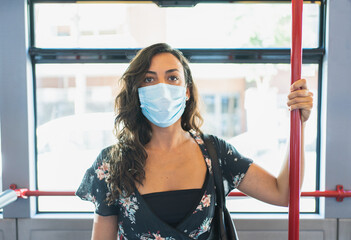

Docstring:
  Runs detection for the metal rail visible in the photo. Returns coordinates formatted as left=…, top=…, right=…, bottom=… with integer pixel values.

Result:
left=1, top=185, right=350, bottom=209
left=290, top=0, right=304, bottom=239
left=229, top=185, right=351, bottom=202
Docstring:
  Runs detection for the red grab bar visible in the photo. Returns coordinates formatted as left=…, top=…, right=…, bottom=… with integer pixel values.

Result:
left=228, top=185, right=351, bottom=202
left=290, top=0, right=303, bottom=239
left=9, top=185, right=351, bottom=201
left=1, top=185, right=350, bottom=209
left=9, top=184, right=74, bottom=198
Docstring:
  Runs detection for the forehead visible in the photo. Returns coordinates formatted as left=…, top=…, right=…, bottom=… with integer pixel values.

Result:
left=148, top=53, right=184, bottom=71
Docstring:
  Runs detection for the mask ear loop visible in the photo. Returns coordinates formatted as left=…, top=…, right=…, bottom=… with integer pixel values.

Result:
left=185, top=83, right=190, bottom=101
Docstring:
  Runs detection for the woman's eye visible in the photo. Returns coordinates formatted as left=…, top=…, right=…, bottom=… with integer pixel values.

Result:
left=168, top=76, right=179, bottom=81
left=144, top=77, right=154, bottom=83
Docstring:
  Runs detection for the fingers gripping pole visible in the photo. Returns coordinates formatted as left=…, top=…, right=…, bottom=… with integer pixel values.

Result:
left=289, top=0, right=303, bottom=240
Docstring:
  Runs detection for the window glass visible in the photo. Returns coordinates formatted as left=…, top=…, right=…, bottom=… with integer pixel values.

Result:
left=34, top=3, right=320, bottom=48
left=36, top=64, right=126, bottom=212
left=195, top=63, right=319, bottom=213
left=36, top=63, right=318, bottom=213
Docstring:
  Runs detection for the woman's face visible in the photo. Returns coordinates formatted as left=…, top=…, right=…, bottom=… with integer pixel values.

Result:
left=140, top=52, right=187, bottom=88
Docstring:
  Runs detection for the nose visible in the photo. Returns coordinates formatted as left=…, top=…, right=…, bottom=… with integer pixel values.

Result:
left=158, top=74, right=167, bottom=84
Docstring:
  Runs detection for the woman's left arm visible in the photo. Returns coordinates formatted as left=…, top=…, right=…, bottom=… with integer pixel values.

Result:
left=237, top=79, right=313, bottom=207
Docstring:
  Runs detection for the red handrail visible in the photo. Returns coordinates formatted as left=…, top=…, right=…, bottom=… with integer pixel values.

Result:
left=2, top=185, right=350, bottom=210
left=290, top=0, right=303, bottom=239
left=9, top=185, right=351, bottom=201
left=228, top=185, right=351, bottom=202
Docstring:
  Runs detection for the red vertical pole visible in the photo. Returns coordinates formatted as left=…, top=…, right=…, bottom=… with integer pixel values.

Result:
left=289, top=0, right=303, bottom=240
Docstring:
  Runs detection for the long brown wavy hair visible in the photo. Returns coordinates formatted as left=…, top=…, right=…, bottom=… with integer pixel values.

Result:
left=106, top=43, right=203, bottom=204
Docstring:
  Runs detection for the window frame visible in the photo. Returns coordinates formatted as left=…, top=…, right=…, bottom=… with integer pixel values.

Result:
left=26, top=0, right=325, bottom=215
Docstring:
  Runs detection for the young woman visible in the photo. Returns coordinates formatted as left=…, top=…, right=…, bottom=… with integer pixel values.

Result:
left=76, top=43, right=313, bottom=240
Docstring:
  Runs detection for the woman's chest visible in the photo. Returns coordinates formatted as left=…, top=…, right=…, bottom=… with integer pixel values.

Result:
left=116, top=131, right=216, bottom=239
left=138, top=144, right=207, bottom=195
left=117, top=172, right=216, bottom=240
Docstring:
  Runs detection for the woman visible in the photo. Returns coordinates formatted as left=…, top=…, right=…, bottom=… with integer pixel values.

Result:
left=76, top=43, right=313, bottom=240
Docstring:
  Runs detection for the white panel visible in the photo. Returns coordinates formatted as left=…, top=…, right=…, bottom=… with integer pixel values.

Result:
left=0, top=0, right=36, bottom=218
left=238, top=231, right=324, bottom=239
left=30, top=231, right=91, bottom=240
left=16, top=218, right=338, bottom=240
left=323, top=0, right=351, bottom=218
left=235, top=219, right=337, bottom=240
left=339, top=219, right=351, bottom=240
left=18, top=219, right=93, bottom=240
left=0, top=219, right=17, bottom=240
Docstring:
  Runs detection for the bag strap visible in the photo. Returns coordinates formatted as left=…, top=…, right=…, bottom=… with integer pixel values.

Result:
left=202, top=134, right=225, bottom=208
left=202, top=134, right=228, bottom=237
left=203, top=134, right=238, bottom=240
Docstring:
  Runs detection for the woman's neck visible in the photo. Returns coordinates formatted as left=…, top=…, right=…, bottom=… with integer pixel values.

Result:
left=146, top=120, right=191, bottom=151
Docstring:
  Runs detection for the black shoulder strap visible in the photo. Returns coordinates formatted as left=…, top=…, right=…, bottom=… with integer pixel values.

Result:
left=202, top=134, right=225, bottom=207
left=203, top=134, right=239, bottom=240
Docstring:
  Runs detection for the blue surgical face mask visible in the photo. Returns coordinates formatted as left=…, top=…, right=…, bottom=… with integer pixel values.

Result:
left=138, top=83, right=187, bottom=128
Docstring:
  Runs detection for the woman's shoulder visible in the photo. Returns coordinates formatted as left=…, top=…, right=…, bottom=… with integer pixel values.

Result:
left=100, top=145, right=115, bottom=159
left=195, top=131, right=229, bottom=148
left=92, top=145, right=116, bottom=168
left=198, top=132, right=253, bottom=163
left=189, top=130, right=232, bottom=149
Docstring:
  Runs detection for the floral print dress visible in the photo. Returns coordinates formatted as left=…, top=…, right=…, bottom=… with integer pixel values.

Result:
left=76, top=130, right=253, bottom=240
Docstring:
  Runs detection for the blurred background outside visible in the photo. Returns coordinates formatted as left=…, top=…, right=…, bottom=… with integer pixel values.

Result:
left=32, top=2, right=320, bottom=213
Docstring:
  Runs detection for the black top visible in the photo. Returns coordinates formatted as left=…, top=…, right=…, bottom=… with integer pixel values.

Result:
left=76, top=130, right=253, bottom=240
left=142, top=171, right=209, bottom=227
left=142, top=189, right=203, bottom=227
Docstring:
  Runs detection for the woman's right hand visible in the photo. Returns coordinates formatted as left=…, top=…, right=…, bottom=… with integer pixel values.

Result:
left=287, top=78, right=313, bottom=123
left=91, top=214, right=118, bottom=240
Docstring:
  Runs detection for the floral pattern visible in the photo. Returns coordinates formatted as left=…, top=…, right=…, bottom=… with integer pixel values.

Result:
left=205, top=157, right=212, bottom=174
left=119, top=193, right=139, bottom=224
left=83, top=192, right=96, bottom=203
left=233, top=172, right=246, bottom=188
left=190, top=130, right=213, bottom=174
left=95, top=161, right=110, bottom=180
left=188, top=217, right=213, bottom=239
left=193, top=192, right=211, bottom=214
left=137, top=231, right=176, bottom=240
left=118, top=222, right=128, bottom=240
left=192, top=131, right=204, bottom=145
left=76, top=131, right=253, bottom=240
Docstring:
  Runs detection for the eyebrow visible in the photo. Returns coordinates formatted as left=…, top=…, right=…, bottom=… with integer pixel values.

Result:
left=146, top=69, right=180, bottom=75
